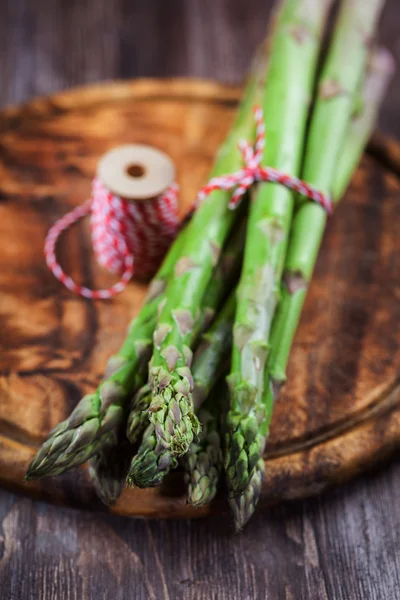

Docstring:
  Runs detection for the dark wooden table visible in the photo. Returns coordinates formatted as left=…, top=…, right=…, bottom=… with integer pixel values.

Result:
left=0, top=1, right=399, bottom=598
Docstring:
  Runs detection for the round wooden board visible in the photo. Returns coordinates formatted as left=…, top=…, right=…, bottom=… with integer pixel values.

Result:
left=0, top=79, right=399, bottom=520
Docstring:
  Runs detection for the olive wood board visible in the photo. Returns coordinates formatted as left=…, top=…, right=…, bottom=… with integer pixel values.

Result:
left=0, top=78, right=399, bottom=519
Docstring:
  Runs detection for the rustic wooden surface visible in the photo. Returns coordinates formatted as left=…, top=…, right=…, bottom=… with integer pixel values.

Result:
left=0, top=78, right=400, bottom=520
left=0, top=0, right=399, bottom=598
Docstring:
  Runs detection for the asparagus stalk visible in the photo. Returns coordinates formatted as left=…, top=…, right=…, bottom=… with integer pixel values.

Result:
left=230, top=43, right=393, bottom=530
left=228, top=458, right=264, bottom=531
left=182, top=296, right=237, bottom=505
left=225, top=0, right=333, bottom=497
left=190, top=295, right=235, bottom=407
left=126, top=384, right=153, bottom=445
left=126, top=423, right=177, bottom=489
left=127, top=295, right=236, bottom=488
left=333, top=47, right=395, bottom=200
left=25, top=234, right=185, bottom=480
left=182, top=381, right=227, bottom=507
left=267, top=0, right=387, bottom=394
left=147, top=69, right=265, bottom=457
left=228, top=370, right=273, bottom=529
left=88, top=439, right=133, bottom=506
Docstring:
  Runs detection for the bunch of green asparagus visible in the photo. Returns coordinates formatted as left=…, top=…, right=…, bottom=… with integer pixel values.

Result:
left=26, top=0, right=393, bottom=529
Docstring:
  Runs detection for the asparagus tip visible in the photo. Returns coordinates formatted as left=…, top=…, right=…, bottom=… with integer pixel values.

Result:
left=126, top=385, right=152, bottom=445
left=228, top=458, right=265, bottom=532
left=224, top=407, right=265, bottom=497
left=88, top=441, right=133, bottom=506
left=126, top=427, right=178, bottom=488
left=149, top=390, right=201, bottom=457
left=187, top=473, right=218, bottom=508
left=185, top=432, right=222, bottom=508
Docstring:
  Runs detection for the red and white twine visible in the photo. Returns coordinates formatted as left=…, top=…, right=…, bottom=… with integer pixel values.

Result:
left=196, top=106, right=333, bottom=212
left=45, top=106, right=331, bottom=300
left=45, top=178, right=179, bottom=299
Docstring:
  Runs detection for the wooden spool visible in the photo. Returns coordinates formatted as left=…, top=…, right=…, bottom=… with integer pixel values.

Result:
left=97, top=144, right=175, bottom=199
left=0, top=79, right=399, bottom=519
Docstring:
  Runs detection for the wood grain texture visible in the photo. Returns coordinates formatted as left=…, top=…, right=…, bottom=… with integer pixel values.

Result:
left=0, top=78, right=399, bottom=520
left=1, top=461, right=400, bottom=600
left=0, top=0, right=399, bottom=598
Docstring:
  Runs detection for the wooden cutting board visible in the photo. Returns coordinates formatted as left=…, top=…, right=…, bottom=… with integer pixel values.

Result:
left=0, top=79, right=399, bottom=519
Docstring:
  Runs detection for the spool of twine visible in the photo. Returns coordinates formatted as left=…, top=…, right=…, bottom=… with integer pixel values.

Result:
left=45, top=144, right=180, bottom=299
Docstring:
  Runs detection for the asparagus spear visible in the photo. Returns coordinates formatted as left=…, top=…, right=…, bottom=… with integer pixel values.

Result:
left=127, top=295, right=236, bottom=488
left=182, top=296, right=237, bottom=505
left=126, top=384, right=153, bottom=445
left=228, top=371, right=273, bottom=529
left=88, top=438, right=133, bottom=506
left=147, top=69, right=265, bottom=457
left=182, top=381, right=226, bottom=508
left=225, top=0, right=333, bottom=497
left=25, top=234, right=185, bottom=480
left=126, top=423, right=178, bottom=489
left=230, top=43, right=393, bottom=530
left=333, top=47, right=395, bottom=200
left=267, top=0, right=387, bottom=395
left=228, top=458, right=264, bottom=531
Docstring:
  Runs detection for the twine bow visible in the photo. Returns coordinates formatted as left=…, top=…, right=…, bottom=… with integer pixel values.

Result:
left=197, top=106, right=333, bottom=213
